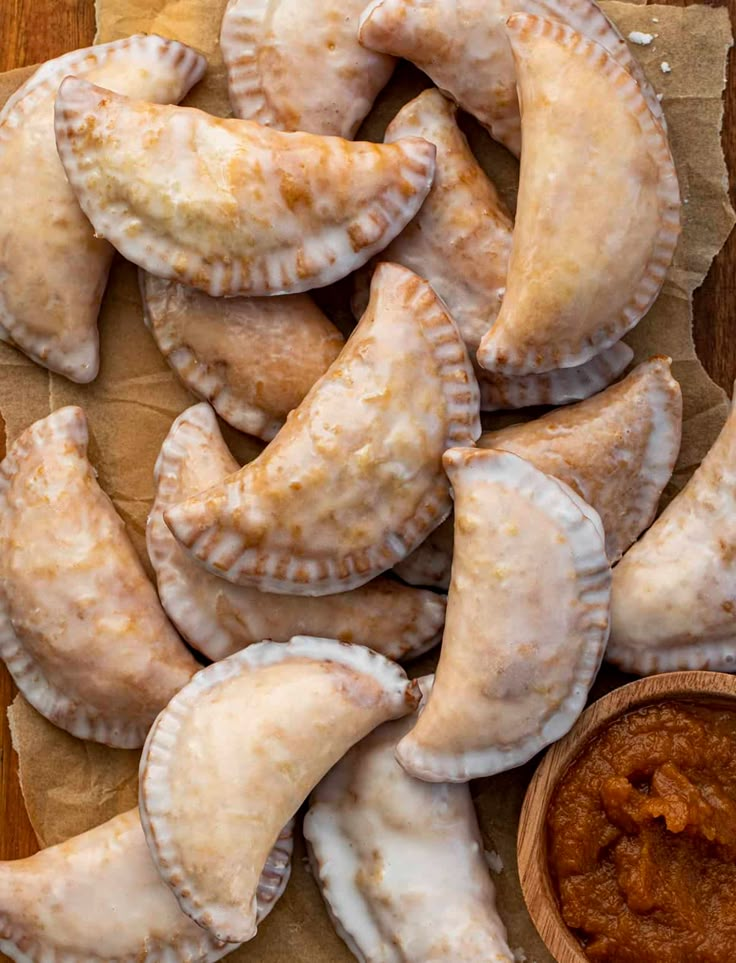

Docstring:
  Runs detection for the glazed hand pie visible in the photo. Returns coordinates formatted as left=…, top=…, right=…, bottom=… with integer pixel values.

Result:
left=358, top=0, right=663, bottom=156
left=0, top=35, right=206, bottom=383
left=476, top=15, right=680, bottom=376
left=480, top=341, right=634, bottom=411
left=397, top=449, right=611, bottom=781
left=0, top=809, right=292, bottom=962
left=221, top=0, right=395, bottom=136
left=54, top=79, right=436, bottom=297
left=609, top=393, right=736, bottom=674
left=149, top=404, right=446, bottom=661
left=164, top=263, right=480, bottom=596
left=140, top=274, right=344, bottom=441
left=139, top=637, right=419, bottom=943
left=396, top=357, right=682, bottom=589
left=367, top=88, right=513, bottom=355
left=354, top=89, right=633, bottom=412
left=305, top=677, right=514, bottom=962
left=0, top=407, right=198, bottom=748
left=482, top=357, right=682, bottom=562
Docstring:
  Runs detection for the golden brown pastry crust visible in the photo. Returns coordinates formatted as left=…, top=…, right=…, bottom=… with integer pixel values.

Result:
left=148, top=403, right=446, bottom=661
left=0, top=36, right=205, bottom=382
left=0, top=407, right=198, bottom=748
left=140, top=274, right=344, bottom=441
left=165, top=264, right=480, bottom=596
left=221, top=0, right=394, bottom=136
left=55, top=80, right=436, bottom=297
left=476, top=15, right=680, bottom=375
left=396, top=449, right=611, bottom=781
left=140, top=638, right=419, bottom=943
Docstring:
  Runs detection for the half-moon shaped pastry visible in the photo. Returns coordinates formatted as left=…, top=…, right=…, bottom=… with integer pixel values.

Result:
left=371, top=88, right=513, bottom=354
left=482, top=357, right=682, bottom=561
left=54, top=79, right=436, bottom=298
left=221, top=0, right=394, bottom=136
left=396, top=357, right=682, bottom=588
left=0, top=808, right=293, bottom=963
left=476, top=15, right=680, bottom=375
left=305, top=677, right=514, bottom=962
left=140, top=274, right=344, bottom=441
left=149, top=404, right=446, bottom=661
left=352, top=91, right=632, bottom=413
left=0, top=35, right=206, bottom=383
left=397, top=449, right=611, bottom=781
left=479, top=341, right=634, bottom=411
left=0, top=407, right=198, bottom=748
left=358, top=0, right=663, bottom=157
left=140, top=637, right=419, bottom=943
left=609, top=392, right=736, bottom=674
left=165, top=263, right=480, bottom=596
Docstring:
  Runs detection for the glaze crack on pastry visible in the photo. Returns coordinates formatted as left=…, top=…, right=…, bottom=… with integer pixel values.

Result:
left=358, top=0, right=664, bottom=157
left=164, top=263, right=480, bottom=596
left=475, top=15, right=680, bottom=375
left=148, top=403, right=446, bottom=661
left=0, top=35, right=206, bottom=383
left=305, top=676, right=514, bottom=962
left=0, top=406, right=199, bottom=748
left=609, top=388, right=736, bottom=674
left=0, top=808, right=293, bottom=963
left=357, top=88, right=513, bottom=356
left=139, top=637, right=419, bottom=943
left=396, top=449, right=611, bottom=782
left=54, top=79, right=436, bottom=297
left=221, top=0, right=395, bottom=137
left=140, top=273, right=345, bottom=441
left=395, top=357, right=682, bottom=588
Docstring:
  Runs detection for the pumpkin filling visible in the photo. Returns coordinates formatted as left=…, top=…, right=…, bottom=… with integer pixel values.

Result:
left=548, top=702, right=736, bottom=963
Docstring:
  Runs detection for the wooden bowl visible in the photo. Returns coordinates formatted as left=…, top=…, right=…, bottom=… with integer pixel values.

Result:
left=517, top=670, right=736, bottom=963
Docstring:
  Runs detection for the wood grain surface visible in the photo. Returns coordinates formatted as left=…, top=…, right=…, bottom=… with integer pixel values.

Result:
left=0, top=0, right=734, bottom=868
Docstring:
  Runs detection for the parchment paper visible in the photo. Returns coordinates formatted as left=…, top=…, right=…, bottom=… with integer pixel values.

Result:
left=0, top=1, right=734, bottom=960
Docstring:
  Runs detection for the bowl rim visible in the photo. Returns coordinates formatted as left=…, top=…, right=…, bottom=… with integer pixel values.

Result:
left=517, top=669, right=736, bottom=963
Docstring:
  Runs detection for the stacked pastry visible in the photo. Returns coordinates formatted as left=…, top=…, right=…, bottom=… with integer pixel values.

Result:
left=2, top=0, right=732, bottom=960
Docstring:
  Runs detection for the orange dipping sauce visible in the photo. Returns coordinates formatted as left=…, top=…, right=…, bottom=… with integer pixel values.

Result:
left=547, top=701, right=736, bottom=963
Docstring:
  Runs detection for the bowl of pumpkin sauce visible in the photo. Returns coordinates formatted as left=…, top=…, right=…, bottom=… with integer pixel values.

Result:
left=518, top=672, right=736, bottom=963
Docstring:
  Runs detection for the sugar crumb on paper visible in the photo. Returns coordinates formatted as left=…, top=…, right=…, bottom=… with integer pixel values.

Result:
left=484, top=848, right=505, bottom=873
left=628, top=30, right=655, bottom=45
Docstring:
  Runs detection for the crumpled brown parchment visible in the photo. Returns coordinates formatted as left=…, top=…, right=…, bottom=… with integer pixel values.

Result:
left=0, top=1, right=733, bottom=960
